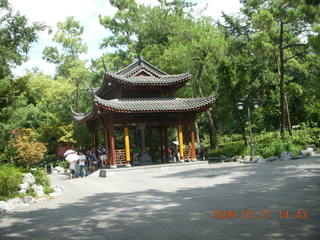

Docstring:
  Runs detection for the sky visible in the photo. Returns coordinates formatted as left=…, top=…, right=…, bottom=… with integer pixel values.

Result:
left=9, top=0, right=242, bottom=76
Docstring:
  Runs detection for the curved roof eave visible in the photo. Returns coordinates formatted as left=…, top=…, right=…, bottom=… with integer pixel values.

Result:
left=104, top=72, right=191, bottom=86
left=93, top=95, right=215, bottom=114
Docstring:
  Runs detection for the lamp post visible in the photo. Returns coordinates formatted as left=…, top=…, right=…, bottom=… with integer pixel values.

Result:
left=237, top=101, right=259, bottom=160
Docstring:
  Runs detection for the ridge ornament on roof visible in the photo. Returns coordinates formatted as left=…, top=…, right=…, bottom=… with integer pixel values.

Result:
left=117, top=55, right=167, bottom=77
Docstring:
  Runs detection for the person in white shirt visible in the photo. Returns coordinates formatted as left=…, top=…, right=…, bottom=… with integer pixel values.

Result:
left=78, top=151, right=86, bottom=178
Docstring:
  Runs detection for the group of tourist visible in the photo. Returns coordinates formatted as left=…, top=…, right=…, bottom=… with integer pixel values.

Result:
left=66, top=141, right=206, bottom=178
left=67, top=145, right=107, bottom=179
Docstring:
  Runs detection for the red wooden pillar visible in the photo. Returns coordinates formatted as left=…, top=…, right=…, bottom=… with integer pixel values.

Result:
left=190, top=122, right=196, bottom=161
left=184, top=124, right=190, bottom=145
left=93, top=131, right=98, bottom=157
left=104, top=127, right=110, bottom=166
left=107, top=115, right=117, bottom=168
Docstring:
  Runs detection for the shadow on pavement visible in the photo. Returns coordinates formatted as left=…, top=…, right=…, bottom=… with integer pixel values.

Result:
left=0, top=159, right=320, bottom=240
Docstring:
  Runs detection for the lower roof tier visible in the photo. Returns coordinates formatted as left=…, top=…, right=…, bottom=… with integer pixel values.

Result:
left=73, top=95, right=215, bottom=123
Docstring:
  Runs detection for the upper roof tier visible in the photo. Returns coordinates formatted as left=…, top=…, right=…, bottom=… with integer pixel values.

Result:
left=94, top=57, right=191, bottom=98
left=104, top=72, right=191, bottom=86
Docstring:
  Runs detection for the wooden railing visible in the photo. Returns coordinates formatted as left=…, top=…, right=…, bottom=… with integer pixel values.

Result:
left=184, top=145, right=193, bottom=160
left=115, top=149, right=126, bottom=165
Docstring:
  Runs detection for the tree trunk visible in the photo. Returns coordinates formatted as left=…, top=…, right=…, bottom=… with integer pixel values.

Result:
left=235, top=108, right=248, bottom=146
left=284, top=93, right=292, bottom=136
left=279, top=19, right=286, bottom=139
left=76, top=83, right=80, bottom=112
left=230, top=93, right=248, bottom=146
left=194, top=120, right=200, bottom=147
left=192, top=93, right=201, bottom=147
left=195, top=63, right=217, bottom=149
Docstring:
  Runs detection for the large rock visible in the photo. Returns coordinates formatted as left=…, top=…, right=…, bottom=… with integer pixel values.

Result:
left=232, top=156, right=242, bottom=162
left=18, top=182, right=29, bottom=193
left=49, top=184, right=64, bottom=197
left=7, top=198, right=24, bottom=209
left=281, top=152, right=293, bottom=161
left=308, top=144, right=317, bottom=151
left=32, top=184, right=44, bottom=196
left=22, top=173, right=35, bottom=185
left=237, top=155, right=251, bottom=164
left=19, top=173, right=36, bottom=194
left=0, top=201, right=10, bottom=213
left=243, top=155, right=251, bottom=163
left=266, top=156, right=279, bottom=162
left=254, top=156, right=265, bottom=163
left=301, top=148, right=315, bottom=156
left=22, top=196, right=35, bottom=204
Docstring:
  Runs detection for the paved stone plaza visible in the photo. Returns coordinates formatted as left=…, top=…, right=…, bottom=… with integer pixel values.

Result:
left=1, top=157, right=320, bottom=240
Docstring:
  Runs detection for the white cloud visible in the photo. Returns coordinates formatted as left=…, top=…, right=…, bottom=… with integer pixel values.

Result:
left=12, top=56, right=56, bottom=76
left=194, top=0, right=242, bottom=20
left=9, top=0, right=116, bottom=77
left=9, top=0, right=116, bottom=25
left=137, top=0, right=158, bottom=6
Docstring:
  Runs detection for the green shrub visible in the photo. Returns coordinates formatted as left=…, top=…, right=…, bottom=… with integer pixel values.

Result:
left=36, top=154, right=68, bottom=169
left=44, top=185, right=54, bottom=194
left=218, top=134, right=243, bottom=145
left=26, top=187, right=36, bottom=197
left=207, top=141, right=249, bottom=158
left=55, top=159, right=69, bottom=169
left=32, top=168, right=51, bottom=188
left=0, top=164, right=23, bottom=200
left=36, top=154, right=57, bottom=167
left=256, top=140, right=302, bottom=158
left=290, top=128, right=320, bottom=146
left=213, top=128, right=319, bottom=159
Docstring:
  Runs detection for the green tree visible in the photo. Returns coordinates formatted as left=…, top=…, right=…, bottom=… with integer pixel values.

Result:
left=43, top=16, right=87, bottom=77
left=241, top=0, right=320, bottom=138
left=43, top=17, right=91, bottom=112
left=0, top=0, right=44, bottom=79
left=0, top=0, right=44, bottom=158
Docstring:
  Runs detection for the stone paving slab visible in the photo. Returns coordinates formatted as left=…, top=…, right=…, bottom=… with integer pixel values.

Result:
left=0, top=157, right=320, bottom=240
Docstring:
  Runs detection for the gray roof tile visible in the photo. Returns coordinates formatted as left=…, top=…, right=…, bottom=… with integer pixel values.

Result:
left=105, top=72, right=191, bottom=86
left=94, top=95, right=215, bottom=113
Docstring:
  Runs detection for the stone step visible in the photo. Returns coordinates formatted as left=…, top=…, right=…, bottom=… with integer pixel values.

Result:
left=87, top=160, right=209, bottom=178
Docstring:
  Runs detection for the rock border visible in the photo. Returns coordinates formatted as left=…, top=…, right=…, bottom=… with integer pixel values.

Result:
left=0, top=171, right=64, bottom=214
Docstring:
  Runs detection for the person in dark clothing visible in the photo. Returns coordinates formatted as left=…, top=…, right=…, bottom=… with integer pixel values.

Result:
left=170, top=144, right=179, bottom=161
left=199, top=143, right=206, bottom=160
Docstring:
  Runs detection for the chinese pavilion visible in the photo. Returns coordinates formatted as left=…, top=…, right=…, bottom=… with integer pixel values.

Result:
left=72, top=57, right=215, bottom=168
